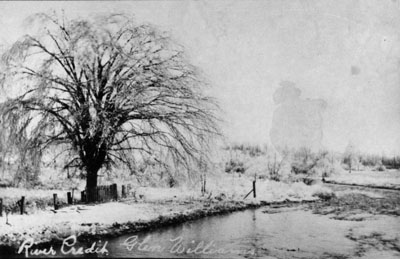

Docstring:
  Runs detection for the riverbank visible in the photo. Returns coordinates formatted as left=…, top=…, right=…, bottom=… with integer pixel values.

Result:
left=4, top=184, right=399, bottom=258
left=0, top=195, right=321, bottom=256
left=324, top=180, right=400, bottom=191
left=2, top=181, right=400, bottom=258
left=326, top=169, right=400, bottom=189
left=0, top=175, right=335, bottom=256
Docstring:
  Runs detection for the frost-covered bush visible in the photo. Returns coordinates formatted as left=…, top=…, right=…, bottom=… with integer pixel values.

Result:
left=12, top=165, right=41, bottom=188
left=225, top=159, right=246, bottom=174
left=0, top=178, right=12, bottom=188
left=275, top=162, right=292, bottom=182
left=39, top=176, right=83, bottom=190
left=245, top=156, right=269, bottom=178
left=310, top=158, right=343, bottom=177
left=374, top=163, right=386, bottom=172
left=245, top=155, right=292, bottom=182
left=225, top=143, right=265, bottom=157
left=312, top=188, right=336, bottom=200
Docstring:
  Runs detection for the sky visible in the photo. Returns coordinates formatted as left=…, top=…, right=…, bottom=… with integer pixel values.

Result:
left=0, top=0, right=399, bottom=155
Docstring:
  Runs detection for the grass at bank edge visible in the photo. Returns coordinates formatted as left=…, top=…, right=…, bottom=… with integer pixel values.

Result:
left=308, top=191, right=400, bottom=218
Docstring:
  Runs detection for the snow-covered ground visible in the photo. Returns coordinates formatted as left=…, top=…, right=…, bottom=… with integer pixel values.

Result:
left=326, top=169, right=400, bottom=188
left=1, top=166, right=398, bottom=255
left=0, top=202, right=166, bottom=247
left=134, top=176, right=329, bottom=203
left=0, top=176, right=329, bottom=249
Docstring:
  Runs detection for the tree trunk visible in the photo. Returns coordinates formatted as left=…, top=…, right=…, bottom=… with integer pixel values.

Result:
left=82, top=143, right=107, bottom=203
left=86, top=168, right=99, bottom=203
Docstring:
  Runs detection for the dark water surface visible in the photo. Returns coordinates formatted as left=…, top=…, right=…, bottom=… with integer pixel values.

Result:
left=102, top=206, right=358, bottom=258
left=8, top=185, right=400, bottom=259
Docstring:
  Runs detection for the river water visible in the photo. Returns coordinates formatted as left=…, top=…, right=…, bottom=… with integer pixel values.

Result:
left=103, top=205, right=361, bottom=258
left=10, top=185, right=400, bottom=258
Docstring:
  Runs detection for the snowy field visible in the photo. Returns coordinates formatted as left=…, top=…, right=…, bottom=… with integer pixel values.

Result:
left=327, top=169, right=400, bottom=188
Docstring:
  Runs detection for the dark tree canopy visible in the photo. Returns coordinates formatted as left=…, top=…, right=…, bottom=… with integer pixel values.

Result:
left=0, top=13, right=220, bottom=196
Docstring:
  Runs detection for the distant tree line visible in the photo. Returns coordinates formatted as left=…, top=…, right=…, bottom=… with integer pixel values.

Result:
left=223, top=143, right=400, bottom=181
left=359, top=154, right=400, bottom=169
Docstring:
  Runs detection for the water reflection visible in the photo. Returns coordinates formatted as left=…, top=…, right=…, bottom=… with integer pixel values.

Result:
left=105, top=206, right=357, bottom=258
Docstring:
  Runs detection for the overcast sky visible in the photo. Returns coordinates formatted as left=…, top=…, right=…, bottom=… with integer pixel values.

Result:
left=0, top=0, right=399, bottom=155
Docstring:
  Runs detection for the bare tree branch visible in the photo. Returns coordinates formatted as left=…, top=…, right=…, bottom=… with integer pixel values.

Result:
left=0, top=12, right=220, bottom=197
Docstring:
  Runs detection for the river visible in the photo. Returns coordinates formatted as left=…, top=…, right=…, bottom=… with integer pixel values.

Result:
left=103, top=184, right=400, bottom=258
left=8, top=185, right=400, bottom=259
left=101, top=207, right=394, bottom=258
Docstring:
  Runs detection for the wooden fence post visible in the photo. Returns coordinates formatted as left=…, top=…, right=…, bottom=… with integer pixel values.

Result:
left=96, top=187, right=99, bottom=203
left=200, top=175, right=203, bottom=194
left=96, top=186, right=103, bottom=202
left=203, top=174, right=207, bottom=194
left=113, top=184, right=118, bottom=200
left=113, top=184, right=116, bottom=200
left=20, top=196, right=25, bottom=215
left=253, top=180, right=256, bottom=198
left=81, top=191, right=86, bottom=203
left=105, top=186, right=108, bottom=201
left=122, top=185, right=126, bottom=198
left=67, top=192, right=72, bottom=205
left=53, top=194, right=58, bottom=210
left=127, top=184, right=131, bottom=197
left=200, top=174, right=207, bottom=195
left=0, top=198, right=2, bottom=217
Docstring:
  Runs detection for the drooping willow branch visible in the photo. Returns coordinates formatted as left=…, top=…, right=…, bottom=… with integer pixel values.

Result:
left=0, top=12, right=221, bottom=183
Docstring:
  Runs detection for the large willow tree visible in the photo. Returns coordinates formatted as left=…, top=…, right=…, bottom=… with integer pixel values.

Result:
left=0, top=13, right=219, bottom=200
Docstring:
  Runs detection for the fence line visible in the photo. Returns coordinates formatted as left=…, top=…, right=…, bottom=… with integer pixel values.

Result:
left=82, top=183, right=118, bottom=203
left=0, top=183, right=122, bottom=217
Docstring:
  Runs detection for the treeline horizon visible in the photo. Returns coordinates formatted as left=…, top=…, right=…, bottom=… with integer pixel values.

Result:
left=223, top=142, right=400, bottom=170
